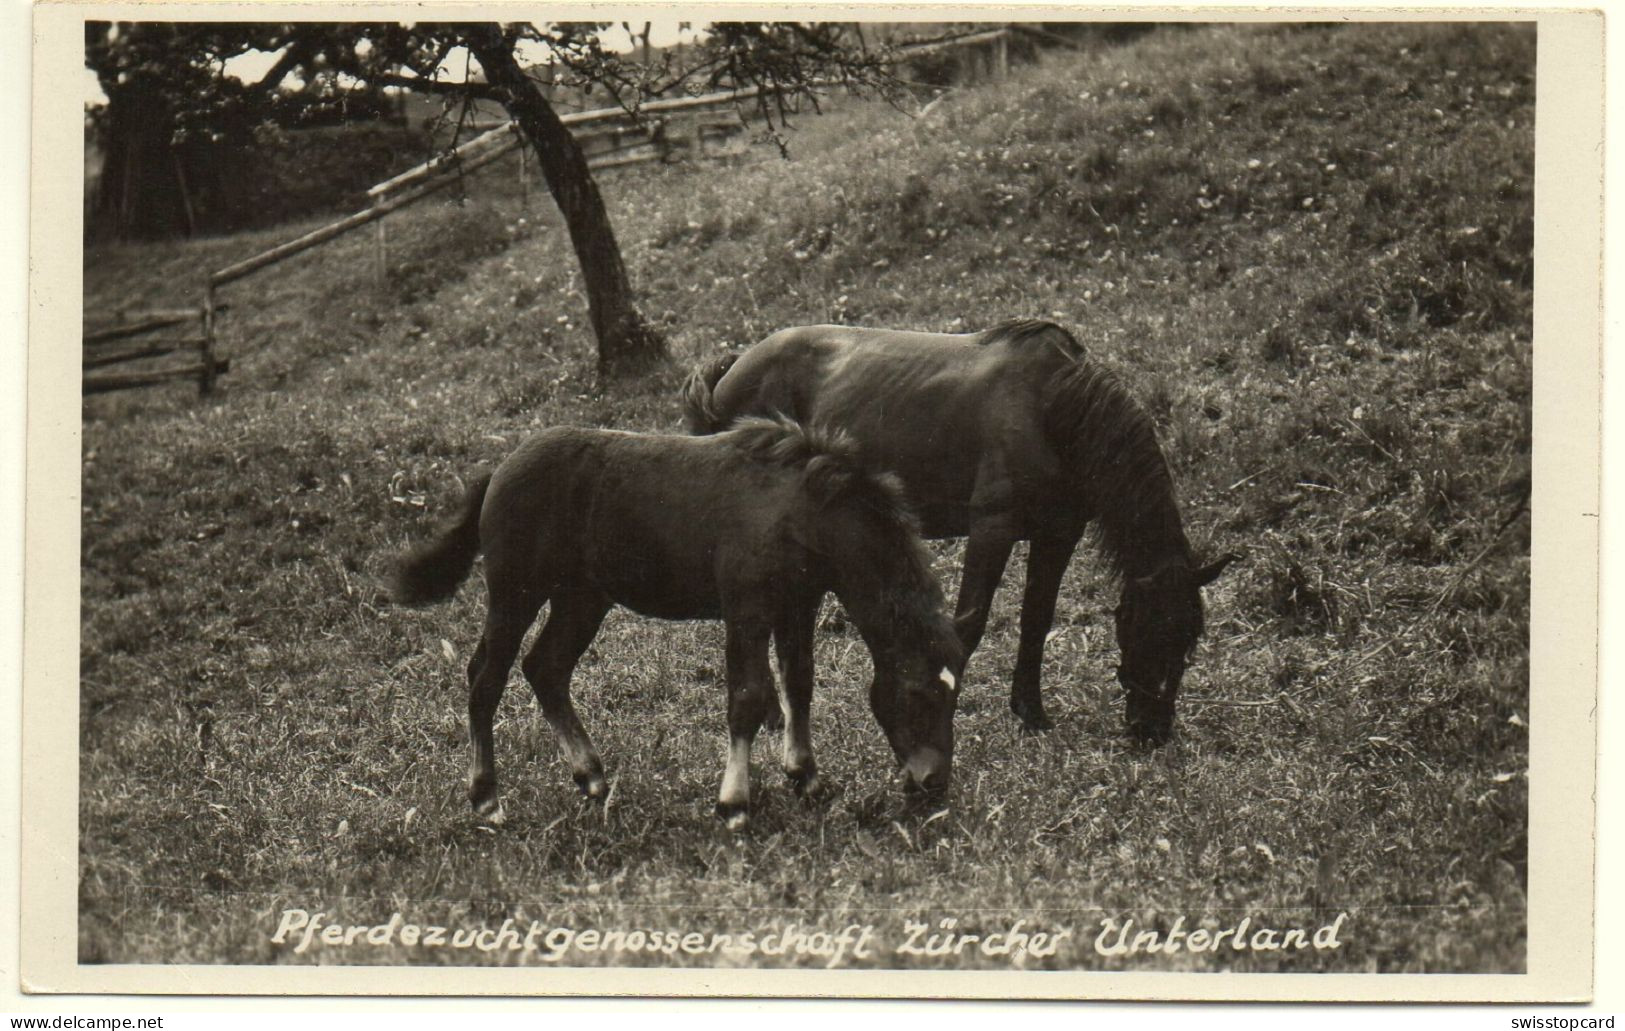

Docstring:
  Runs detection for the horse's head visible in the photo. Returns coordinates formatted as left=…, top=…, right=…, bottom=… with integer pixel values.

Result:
left=1114, top=552, right=1237, bottom=744
left=769, top=418, right=964, bottom=800
left=876, top=612, right=965, bottom=802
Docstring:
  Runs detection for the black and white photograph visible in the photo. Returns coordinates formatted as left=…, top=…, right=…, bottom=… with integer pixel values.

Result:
left=15, top=3, right=1604, bottom=1000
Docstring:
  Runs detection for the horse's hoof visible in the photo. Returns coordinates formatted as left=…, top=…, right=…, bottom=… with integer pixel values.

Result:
left=474, top=798, right=507, bottom=826
left=1126, top=714, right=1175, bottom=747
left=575, top=771, right=608, bottom=801
left=1013, top=704, right=1053, bottom=733
left=901, top=787, right=951, bottom=817
left=715, top=801, right=750, bottom=832
left=787, top=769, right=823, bottom=799
left=901, top=770, right=951, bottom=806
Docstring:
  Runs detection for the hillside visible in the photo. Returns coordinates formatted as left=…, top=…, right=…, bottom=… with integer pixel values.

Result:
left=80, top=22, right=1532, bottom=971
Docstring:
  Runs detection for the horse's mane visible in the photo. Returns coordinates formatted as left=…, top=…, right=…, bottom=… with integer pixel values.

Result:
left=723, top=415, right=916, bottom=532
left=722, top=414, right=945, bottom=620
left=723, top=412, right=857, bottom=468
left=979, top=318, right=1089, bottom=360
left=1040, top=353, right=1193, bottom=581
left=975, top=319, right=1187, bottom=579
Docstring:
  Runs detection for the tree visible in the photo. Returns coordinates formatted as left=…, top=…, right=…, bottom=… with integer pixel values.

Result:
left=86, top=21, right=918, bottom=377
left=85, top=24, right=402, bottom=240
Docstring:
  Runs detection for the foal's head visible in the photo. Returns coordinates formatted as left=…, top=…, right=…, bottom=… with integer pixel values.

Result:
left=1114, top=553, right=1236, bottom=744
left=840, top=506, right=962, bottom=798
left=730, top=415, right=963, bottom=797
left=810, top=458, right=963, bottom=799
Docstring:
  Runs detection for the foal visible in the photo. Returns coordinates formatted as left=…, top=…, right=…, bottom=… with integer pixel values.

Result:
left=391, top=416, right=964, bottom=830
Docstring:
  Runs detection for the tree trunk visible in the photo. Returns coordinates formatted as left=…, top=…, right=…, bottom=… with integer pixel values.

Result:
left=465, top=27, right=667, bottom=377
left=92, top=83, right=187, bottom=241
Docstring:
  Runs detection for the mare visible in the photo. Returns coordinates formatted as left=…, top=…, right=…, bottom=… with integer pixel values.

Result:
left=390, top=416, right=964, bottom=830
left=683, top=319, right=1234, bottom=742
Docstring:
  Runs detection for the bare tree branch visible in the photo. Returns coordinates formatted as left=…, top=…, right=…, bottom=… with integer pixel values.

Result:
left=244, top=41, right=308, bottom=96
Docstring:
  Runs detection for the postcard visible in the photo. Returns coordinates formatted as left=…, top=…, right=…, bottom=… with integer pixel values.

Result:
left=21, top=4, right=1602, bottom=1000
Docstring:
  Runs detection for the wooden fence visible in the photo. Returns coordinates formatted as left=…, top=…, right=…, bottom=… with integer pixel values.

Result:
left=82, top=304, right=226, bottom=395
left=896, top=27, right=1012, bottom=84
left=87, top=28, right=1015, bottom=397
left=377, top=86, right=763, bottom=199
left=364, top=88, right=755, bottom=276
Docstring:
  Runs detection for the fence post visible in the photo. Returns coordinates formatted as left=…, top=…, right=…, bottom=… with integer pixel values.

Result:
left=199, top=287, right=217, bottom=395
left=653, top=118, right=671, bottom=163
left=995, top=31, right=1009, bottom=78
left=375, top=213, right=388, bottom=284
left=519, top=142, right=529, bottom=209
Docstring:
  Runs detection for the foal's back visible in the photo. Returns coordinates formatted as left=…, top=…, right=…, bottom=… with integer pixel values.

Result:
left=480, top=427, right=808, bottom=620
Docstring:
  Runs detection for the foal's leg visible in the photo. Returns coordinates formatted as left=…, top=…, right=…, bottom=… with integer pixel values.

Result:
left=774, top=601, right=820, bottom=797
left=467, top=591, right=545, bottom=823
left=717, top=620, right=776, bottom=831
left=1009, top=535, right=1080, bottom=731
left=520, top=589, right=613, bottom=801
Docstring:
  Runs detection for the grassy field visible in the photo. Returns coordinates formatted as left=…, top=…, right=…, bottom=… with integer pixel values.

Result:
left=79, top=22, right=1532, bottom=972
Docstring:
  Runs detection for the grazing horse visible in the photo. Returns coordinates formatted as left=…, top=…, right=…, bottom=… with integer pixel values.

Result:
left=390, top=416, right=964, bottom=830
left=683, top=319, right=1234, bottom=743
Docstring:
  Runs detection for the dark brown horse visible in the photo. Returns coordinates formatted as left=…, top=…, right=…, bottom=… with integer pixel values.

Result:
left=391, top=416, right=963, bottom=830
left=683, top=319, right=1234, bottom=743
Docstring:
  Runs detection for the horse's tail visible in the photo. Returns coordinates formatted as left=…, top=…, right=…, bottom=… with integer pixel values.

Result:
left=389, top=471, right=492, bottom=606
left=681, top=352, right=740, bottom=435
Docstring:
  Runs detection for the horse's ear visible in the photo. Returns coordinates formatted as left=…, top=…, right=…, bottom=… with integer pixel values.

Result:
left=802, top=453, right=852, bottom=506
left=1132, top=558, right=1179, bottom=590
left=1193, top=552, right=1240, bottom=587
left=1134, top=552, right=1201, bottom=590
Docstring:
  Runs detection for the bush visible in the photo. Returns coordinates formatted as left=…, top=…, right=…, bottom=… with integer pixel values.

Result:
left=237, top=123, right=435, bottom=229
left=89, top=120, right=432, bottom=240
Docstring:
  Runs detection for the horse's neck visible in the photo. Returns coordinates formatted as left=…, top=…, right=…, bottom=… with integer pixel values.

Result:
left=833, top=602, right=895, bottom=675
left=1096, top=475, right=1192, bottom=580
left=836, top=584, right=900, bottom=647
left=833, top=576, right=926, bottom=667
left=1047, top=365, right=1191, bottom=579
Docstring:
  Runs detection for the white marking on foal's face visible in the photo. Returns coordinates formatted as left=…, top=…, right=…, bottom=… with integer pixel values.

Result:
left=938, top=668, right=957, bottom=693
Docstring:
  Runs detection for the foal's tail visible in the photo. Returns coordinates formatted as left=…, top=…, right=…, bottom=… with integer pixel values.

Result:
left=389, top=471, right=492, bottom=606
left=681, top=352, right=740, bottom=435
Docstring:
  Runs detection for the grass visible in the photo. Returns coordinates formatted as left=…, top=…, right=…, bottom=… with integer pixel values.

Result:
left=79, top=22, right=1532, bottom=973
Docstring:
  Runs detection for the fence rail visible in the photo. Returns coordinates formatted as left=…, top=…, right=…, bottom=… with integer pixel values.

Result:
left=82, top=304, right=224, bottom=395
left=378, top=86, right=762, bottom=205
left=464, top=83, right=770, bottom=138
left=366, top=121, right=521, bottom=200
left=210, top=138, right=520, bottom=290
left=84, top=309, right=204, bottom=345
left=84, top=360, right=230, bottom=396
left=354, top=85, right=763, bottom=283
left=84, top=337, right=207, bottom=369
